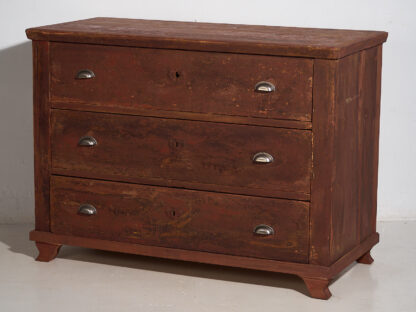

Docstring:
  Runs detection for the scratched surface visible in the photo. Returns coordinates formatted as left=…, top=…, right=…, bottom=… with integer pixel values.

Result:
left=51, top=109, right=312, bottom=200
left=50, top=176, right=310, bottom=263
left=26, top=17, right=387, bottom=59
left=49, top=42, right=313, bottom=122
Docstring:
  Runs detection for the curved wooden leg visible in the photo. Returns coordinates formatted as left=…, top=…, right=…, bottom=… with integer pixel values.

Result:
left=35, top=242, right=62, bottom=262
left=302, top=277, right=332, bottom=300
left=357, top=250, right=374, bottom=264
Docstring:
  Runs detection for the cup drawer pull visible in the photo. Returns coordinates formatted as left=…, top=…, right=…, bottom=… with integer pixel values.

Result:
left=253, top=152, right=274, bottom=164
left=253, top=224, right=275, bottom=236
left=78, top=204, right=97, bottom=216
left=78, top=136, right=97, bottom=147
left=254, top=81, right=275, bottom=93
left=76, top=69, right=95, bottom=79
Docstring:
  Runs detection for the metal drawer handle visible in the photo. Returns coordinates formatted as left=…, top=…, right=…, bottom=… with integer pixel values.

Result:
left=254, top=81, right=275, bottom=93
left=253, top=152, right=274, bottom=164
left=76, top=69, right=95, bottom=79
left=78, top=204, right=97, bottom=216
left=254, top=224, right=275, bottom=236
left=78, top=136, right=97, bottom=147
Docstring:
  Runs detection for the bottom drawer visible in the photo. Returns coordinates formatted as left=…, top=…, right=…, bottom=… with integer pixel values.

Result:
left=50, top=176, right=310, bottom=263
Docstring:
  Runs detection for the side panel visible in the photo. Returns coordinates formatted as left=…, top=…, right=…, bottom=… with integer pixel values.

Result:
left=310, top=45, right=383, bottom=265
left=358, top=46, right=383, bottom=240
left=310, top=59, right=337, bottom=266
left=33, top=41, right=51, bottom=231
left=330, top=52, right=362, bottom=261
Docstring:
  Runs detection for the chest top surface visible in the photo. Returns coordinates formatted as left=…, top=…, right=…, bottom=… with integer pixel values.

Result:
left=26, top=17, right=387, bottom=59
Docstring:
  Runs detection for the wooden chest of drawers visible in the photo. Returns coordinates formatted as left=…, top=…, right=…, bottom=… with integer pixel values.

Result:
left=26, top=18, right=387, bottom=299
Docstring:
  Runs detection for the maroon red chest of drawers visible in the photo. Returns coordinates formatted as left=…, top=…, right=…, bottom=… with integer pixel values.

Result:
left=26, top=18, right=387, bottom=299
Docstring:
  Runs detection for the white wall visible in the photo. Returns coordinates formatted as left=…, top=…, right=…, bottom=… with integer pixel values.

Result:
left=0, top=0, right=415, bottom=223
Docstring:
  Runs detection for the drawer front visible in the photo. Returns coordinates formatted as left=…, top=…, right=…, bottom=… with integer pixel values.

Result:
left=51, top=110, right=312, bottom=199
left=50, top=43, right=313, bottom=121
left=50, top=176, right=310, bottom=263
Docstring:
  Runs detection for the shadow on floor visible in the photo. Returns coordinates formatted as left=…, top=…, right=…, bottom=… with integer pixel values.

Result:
left=0, top=41, right=35, bottom=225
left=0, top=224, right=320, bottom=296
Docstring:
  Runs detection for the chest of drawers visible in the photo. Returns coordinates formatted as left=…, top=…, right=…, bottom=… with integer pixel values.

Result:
left=26, top=18, right=387, bottom=299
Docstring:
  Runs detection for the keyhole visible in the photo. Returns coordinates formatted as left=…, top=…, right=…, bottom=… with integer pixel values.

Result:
left=172, top=210, right=176, bottom=217
left=175, top=71, right=180, bottom=78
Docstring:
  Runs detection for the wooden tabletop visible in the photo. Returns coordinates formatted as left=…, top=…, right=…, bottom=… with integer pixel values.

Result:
left=26, top=17, right=388, bottom=59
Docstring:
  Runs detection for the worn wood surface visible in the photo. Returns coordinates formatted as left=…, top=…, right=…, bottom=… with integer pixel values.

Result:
left=51, top=110, right=312, bottom=200
left=32, top=41, right=51, bottom=231
left=51, top=101, right=312, bottom=130
left=50, top=176, right=310, bottom=263
left=330, top=45, right=383, bottom=262
left=310, top=45, right=383, bottom=265
left=26, top=17, right=387, bottom=59
left=309, top=58, right=336, bottom=266
left=27, top=18, right=386, bottom=299
left=29, top=230, right=379, bottom=279
left=50, top=42, right=313, bottom=122
left=358, top=46, right=382, bottom=240
left=330, top=52, right=362, bottom=262
left=327, top=233, right=378, bottom=278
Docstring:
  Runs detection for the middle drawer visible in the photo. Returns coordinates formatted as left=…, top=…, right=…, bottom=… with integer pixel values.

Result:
left=51, top=110, right=311, bottom=200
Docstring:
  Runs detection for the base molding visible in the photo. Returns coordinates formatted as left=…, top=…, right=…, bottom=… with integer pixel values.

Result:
left=29, top=230, right=378, bottom=299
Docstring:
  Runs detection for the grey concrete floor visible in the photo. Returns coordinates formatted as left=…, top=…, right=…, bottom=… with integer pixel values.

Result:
left=0, top=221, right=414, bottom=311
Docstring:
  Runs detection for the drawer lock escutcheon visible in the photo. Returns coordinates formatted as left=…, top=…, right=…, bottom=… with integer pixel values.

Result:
left=253, top=152, right=274, bottom=164
left=78, top=136, right=97, bottom=147
left=253, top=224, right=275, bottom=236
left=254, top=81, right=275, bottom=93
left=76, top=69, right=95, bottom=79
left=78, top=204, right=97, bottom=216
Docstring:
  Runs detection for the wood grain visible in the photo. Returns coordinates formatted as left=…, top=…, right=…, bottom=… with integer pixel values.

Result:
left=26, top=17, right=388, bottom=59
left=310, top=45, right=383, bottom=265
left=309, top=58, right=337, bottom=266
left=330, top=46, right=383, bottom=262
left=32, top=41, right=51, bottom=231
left=50, top=42, right=313, bottom=122
left=358, top=45, right=383, bottom=240
left=50, top=176, right=310, bottom=263
left=330, top=52, right=362, bottom=262
left=29, top=229, right=379, bottom=279
left=51, top=109, right=312, bottom=200
left=51, top=102, right=313, bottom=130
left=328, top=233, right=378, bottom=277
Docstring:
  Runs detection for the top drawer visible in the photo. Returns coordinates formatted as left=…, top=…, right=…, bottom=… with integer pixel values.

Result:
left=49, top=43, right=313, bottom=121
